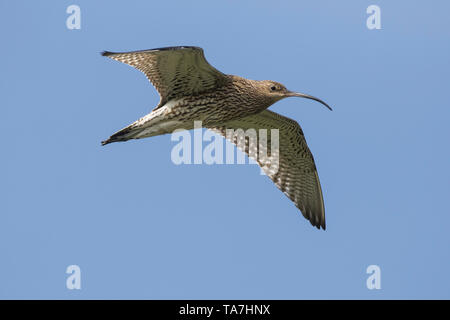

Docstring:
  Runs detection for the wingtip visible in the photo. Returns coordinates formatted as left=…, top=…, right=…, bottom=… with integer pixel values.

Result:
left=309, top=213, right=326, bottom=231
left=100, top=46, right=202, bottom=57
left=314, top=222, right=326, bottom=231
left=101, top=51, right=112, bottom=57
left=313, top=224, right=326, bottom=231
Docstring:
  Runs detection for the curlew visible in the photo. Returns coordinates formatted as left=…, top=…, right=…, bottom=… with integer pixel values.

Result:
left=101, top=46, right=331, bottom=230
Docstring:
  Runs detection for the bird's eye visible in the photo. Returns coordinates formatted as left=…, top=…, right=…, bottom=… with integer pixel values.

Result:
left=270, top=86, right=277, bottom=91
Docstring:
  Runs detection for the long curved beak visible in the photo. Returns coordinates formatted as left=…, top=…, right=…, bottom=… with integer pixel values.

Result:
left=287, top=91, right=332, bottom=111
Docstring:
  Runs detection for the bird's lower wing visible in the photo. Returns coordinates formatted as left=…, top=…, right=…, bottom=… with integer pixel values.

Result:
left=209, top=110, right=326, bottom=229
left=101, top=46, right=228, bottom=110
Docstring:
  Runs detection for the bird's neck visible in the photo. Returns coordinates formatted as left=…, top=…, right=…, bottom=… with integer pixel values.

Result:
left=229, top=75, right=276, bottom=111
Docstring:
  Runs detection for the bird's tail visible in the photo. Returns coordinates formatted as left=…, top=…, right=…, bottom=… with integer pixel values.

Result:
left=101, top=110, right=174, bottom=145
left=101, top=125, right=141, bottom=146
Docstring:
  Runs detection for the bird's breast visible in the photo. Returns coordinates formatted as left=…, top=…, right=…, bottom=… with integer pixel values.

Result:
left=168, top=91, right=268, bottom=126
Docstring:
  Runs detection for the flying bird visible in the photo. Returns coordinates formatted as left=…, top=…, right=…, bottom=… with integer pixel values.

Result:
left=101, top=46, right=331, bottom=230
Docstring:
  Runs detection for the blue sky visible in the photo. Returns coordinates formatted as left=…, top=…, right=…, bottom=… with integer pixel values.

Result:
left=1, top=0, right=450, bottom=299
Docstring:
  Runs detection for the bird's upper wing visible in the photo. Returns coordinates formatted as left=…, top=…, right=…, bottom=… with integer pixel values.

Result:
left=101, top=46, right=228, bottom=110
left=209, top=110, right=326, bottom=229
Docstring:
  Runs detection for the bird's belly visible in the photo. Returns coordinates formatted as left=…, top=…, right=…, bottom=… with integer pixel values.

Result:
left=137, top=97, right=264, bottom=138
left=169, top=98, right=261, bottom=126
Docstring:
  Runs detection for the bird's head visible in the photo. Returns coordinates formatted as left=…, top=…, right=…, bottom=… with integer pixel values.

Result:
left=258, top=80, right=332, bottom=111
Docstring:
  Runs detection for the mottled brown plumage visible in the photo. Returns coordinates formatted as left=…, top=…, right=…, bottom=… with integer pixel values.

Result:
left=101, top=46, right=331, bottom=230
